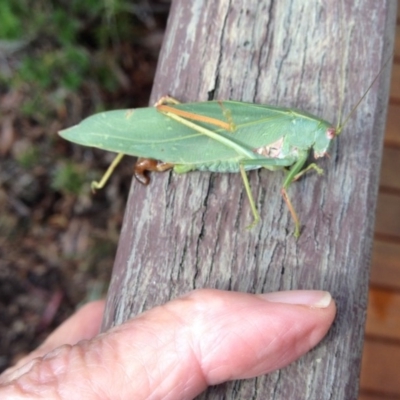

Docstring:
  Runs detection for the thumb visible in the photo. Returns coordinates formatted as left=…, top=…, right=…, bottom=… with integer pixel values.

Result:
left=0, top=289, right=335, bottom=400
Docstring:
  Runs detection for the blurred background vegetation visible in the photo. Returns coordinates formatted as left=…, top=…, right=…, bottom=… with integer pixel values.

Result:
left=0, top=0, right=170, bottom=372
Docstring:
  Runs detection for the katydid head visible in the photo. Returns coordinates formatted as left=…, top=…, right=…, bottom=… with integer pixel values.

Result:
left=313, top=124, right=338, bottom=159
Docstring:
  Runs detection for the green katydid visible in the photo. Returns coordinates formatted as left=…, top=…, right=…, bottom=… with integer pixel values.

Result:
left=58, top=61, right=388, bottom=237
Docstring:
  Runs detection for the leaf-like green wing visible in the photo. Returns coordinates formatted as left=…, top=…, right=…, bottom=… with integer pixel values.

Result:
left=59, top=107, right=243, bottom=165
left=171, top=101, right=333, bottom=153
left=59, top=101, right=332, bottom=167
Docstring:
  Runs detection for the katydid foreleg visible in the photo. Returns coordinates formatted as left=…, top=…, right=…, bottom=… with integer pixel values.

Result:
left=293, top=163, right=324, bottom=182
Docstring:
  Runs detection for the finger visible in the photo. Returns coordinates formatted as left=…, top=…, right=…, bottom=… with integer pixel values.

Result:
left=3, top=300, right=105, bottom=377
left=40, top=299, right=105, bottom=348
left=0, top=289, right=335, bottom=400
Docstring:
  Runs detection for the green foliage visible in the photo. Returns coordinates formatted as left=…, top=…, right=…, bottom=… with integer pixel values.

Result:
left=0, top=2, right=28, bottom=39
left=15, top=147, right=40, bottom=169
left=16, top=47, right=91, bottom=91
left=52, top=162, right=85, bottom=195
left=0, top=0, right=151, bottom=117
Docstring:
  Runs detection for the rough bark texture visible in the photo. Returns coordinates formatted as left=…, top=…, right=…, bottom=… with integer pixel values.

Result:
left=102, top=1, right=396, bottom=398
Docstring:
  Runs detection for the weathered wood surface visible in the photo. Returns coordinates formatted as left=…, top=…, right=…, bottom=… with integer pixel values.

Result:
left=102, top=1, right=396, bottom=399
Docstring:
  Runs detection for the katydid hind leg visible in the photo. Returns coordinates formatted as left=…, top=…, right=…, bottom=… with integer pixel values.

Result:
left=154, top=96, right=181, bottom=107
left=217, top=101, right=236, bottom=132
left=91, top=153, right=125, bottom=192
left=134, top=157, right=174, bottom=185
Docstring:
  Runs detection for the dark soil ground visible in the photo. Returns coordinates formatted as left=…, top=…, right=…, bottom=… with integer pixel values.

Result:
left=0, top=1, right=169, bottom=372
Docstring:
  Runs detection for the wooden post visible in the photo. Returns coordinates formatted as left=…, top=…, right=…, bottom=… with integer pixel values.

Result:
left=102, top=1, right=396, bottom=398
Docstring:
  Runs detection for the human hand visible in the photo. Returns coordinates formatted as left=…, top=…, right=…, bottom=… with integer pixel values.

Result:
left=0, top=289, right=335, bottom=399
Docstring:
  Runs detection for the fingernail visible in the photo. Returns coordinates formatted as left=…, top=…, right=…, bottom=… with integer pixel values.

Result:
left=260, top=290, right=332, bottom=308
